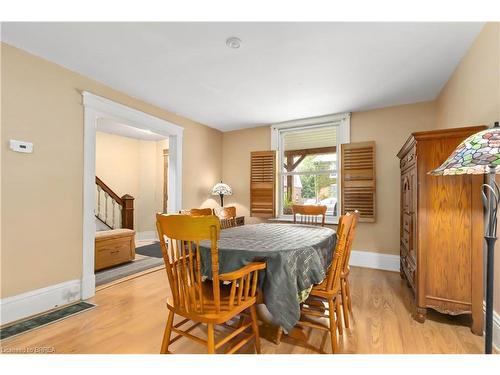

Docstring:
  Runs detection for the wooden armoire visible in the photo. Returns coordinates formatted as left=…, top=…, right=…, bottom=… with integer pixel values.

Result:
left=397, top=126, right=486, bottom=335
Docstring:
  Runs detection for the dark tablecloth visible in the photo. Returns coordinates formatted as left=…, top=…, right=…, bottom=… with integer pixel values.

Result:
left=199, top=223, right=336, bottom=331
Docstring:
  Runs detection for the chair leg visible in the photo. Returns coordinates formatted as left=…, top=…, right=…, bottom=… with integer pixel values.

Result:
left=335, top=296, right=343, bottom=336
left=345, top=278, right=353, bottom=312
left=207, top=323, right=216, bottom=354
left=336, top=293, right=344, bottom=336
left=327, top=299, right=338, bottom=354
left=341, top=280, right=350, bottom=329
left=160, top=310, right=175, bottom=354
left=249, top=305, right=261, bottom=354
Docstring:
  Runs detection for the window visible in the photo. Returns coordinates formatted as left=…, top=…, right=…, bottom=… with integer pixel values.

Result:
left=271, top=113, right=350, bottom=223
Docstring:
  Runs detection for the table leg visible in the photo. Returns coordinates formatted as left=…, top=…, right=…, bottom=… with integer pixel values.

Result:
left=275, top=327, right=283, bottom=345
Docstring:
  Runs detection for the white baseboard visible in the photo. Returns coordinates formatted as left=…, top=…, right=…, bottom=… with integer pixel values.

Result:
left=136, top=230, right=158, bottom=241
left=0, top=279, right=82, bottom=326
left=349, top=250, right=400, bottom=272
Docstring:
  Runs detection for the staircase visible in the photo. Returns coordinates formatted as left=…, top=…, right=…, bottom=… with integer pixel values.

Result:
left=94, top=177, right=136, bottom=271
left=94, top=176, right=134, bottom=230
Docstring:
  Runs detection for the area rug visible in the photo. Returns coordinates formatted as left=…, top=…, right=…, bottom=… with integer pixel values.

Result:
left=95, top=254, right=164, bottom=286
left=0, top=301, right=96, bottom=341
left=134, top=241, right=163, bottom=258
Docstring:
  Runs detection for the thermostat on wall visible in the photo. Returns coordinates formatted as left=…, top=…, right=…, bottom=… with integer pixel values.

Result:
left=9, top=139, right=33, bottom=153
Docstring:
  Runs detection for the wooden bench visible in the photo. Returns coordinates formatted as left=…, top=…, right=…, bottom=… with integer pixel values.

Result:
left=95, top=229, right=135, bottom=271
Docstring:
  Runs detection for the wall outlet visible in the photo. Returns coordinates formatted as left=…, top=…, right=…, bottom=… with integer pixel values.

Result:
left=9, top=139, right=33, bottom=153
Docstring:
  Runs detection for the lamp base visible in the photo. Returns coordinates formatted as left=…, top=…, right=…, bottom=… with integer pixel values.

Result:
left=484, top=235, right=496, bottom=354
left=482, top=171, right=499, bottom=354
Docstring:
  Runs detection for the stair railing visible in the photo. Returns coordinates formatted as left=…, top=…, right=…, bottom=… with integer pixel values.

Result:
left=95, top=176, right=134, bottom=230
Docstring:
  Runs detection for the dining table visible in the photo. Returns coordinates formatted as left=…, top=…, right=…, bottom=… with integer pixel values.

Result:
left=199, top=223, right=337, bottom=333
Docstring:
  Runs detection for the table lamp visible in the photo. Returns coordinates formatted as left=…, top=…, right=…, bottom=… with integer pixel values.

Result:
left=212, top=181, right=232, bottom=207
left=430, top=121, right=500, bottom=354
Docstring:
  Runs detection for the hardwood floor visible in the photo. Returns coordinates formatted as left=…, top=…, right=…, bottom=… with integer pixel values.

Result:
left=0, top=267, right=484, bottom=354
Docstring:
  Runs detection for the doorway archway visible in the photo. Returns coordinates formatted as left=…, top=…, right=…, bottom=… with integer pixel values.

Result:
left=82, top=92, right=183, bottom=299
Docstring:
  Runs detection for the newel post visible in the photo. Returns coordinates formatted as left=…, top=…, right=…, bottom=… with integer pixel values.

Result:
left=121, top=194, right=135, bottom=230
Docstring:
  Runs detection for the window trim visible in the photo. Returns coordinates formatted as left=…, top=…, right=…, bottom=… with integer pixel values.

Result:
left=271, top=112, right=351, bottom=222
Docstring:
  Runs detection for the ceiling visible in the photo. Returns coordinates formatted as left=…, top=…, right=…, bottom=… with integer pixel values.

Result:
left=97, top=118, right=166, bottom=141
left=1, top=22, right=484, bottom=132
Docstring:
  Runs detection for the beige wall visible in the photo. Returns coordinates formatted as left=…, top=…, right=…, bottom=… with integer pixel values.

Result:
left=96, top=131, right=140, bottom=211
left=155, top=139, right=169, bottom=213
left=434, top=23, right=500, bottom=312
left=95, top=131, right=167, bottom=234
left=1, top=43, right=222, bottom=298
left=137, top=139, right=158, bottom=233
left=221, top=102, right=436, bottom=255
left=222, top=126, right=271, bottom=224
left=435, top=23, right=499, bottom=130
left=350, top=101, right=436, bottom=254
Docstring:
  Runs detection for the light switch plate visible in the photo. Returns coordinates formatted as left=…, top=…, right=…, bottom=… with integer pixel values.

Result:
left=9, top=139, right=33, bottom=153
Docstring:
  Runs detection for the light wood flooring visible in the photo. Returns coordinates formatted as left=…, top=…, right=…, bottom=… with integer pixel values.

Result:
left=0, top=267, right=485, bottom=354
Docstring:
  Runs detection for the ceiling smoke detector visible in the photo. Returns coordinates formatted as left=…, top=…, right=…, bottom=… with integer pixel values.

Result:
left=226, top=37, right=241, bottom=49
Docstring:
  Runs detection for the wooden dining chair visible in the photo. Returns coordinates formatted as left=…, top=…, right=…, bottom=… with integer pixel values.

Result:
left=295, top=213, right=354, bottom=354
left=339, top=210, right=359, bottom=331
left=156, top=214, right=266, bottom=354
left=214, top=206, right=237, bottom=229
left=292, top=205, right=327, bottom=226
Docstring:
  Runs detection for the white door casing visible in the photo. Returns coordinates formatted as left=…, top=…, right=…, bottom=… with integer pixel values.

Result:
left=82, top=92, right=183, bottom=298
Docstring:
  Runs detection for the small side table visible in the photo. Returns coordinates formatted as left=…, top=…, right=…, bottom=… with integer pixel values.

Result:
left=235, top=216, right=245, bottom=226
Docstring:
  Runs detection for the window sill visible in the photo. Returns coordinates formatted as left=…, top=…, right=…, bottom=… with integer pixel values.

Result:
left=269, top=216, right=339, bottom=225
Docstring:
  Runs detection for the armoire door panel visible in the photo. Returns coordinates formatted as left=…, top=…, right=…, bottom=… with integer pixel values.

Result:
left=418, top=140, right=472, bottom=306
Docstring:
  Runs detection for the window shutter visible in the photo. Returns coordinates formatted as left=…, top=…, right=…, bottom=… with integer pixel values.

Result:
left=250, top=151, right=277, bottom=218
left=341, top=141, right=376, bottom=222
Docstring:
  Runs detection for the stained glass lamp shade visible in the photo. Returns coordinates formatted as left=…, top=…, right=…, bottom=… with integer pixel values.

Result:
left=430, top=124, right=500, bottom=176
left=430, top=122, right=500, bottom=354
left=212, top=181, right=232, bottom=207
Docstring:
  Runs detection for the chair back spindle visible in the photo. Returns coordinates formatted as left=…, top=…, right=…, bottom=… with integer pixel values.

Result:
left=292, top=205, right=327, bottom=226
